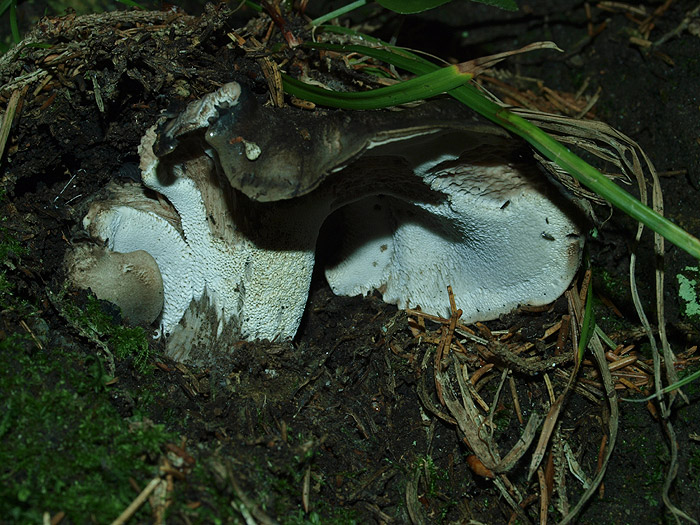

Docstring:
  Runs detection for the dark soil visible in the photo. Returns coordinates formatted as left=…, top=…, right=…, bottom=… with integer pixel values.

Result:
left=1, top=1, right=699, bottom=524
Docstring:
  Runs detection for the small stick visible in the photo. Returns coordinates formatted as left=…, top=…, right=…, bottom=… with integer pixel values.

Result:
left=585, top=2, right=594, bottom=37
left=111, top=477, right=162, bottom=525
left=608, top=354, right=638, bottom=372
left=0, top=89, right=20, bottom=162
left=509, top=374, right=524, bottom=425
left=555, top=315, right=571, bottom=355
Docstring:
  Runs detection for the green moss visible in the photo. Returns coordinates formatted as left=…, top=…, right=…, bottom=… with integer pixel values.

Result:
left=177, top=450, right=359, bottom=524
left=0, top=189, right=27, bottom=305
left=677, top=266, right=700, bottom=326
left=60, top=294, right=153, bottom=373
left=0, top=210, right=173, bottom=520
left=0, top=335, right=174, bottom=522
left=593, top=266, right=627, bottom=304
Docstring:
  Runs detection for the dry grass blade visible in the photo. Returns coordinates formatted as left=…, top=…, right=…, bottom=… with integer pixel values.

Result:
left=528, top=286, right=589, bottom=480
left=563, top=441, right=592, bottom=488
left=559, top=332, right=618, bottom=524
left=551, top=434, right=569, bottom=517
left=111, top=477, right=163, bottom=525
left=661, top=420, right=699, bottom=524
left=494, top=476, right=531, bottom=525
left=437, top=356, right=543, bottom=475
left=302, top=466, right=311, bottom=513
left=457, top=41, right=562, bottom=77
left=528, top=395, right=564, bottom=480
left=437, top=358, right=499, bottom=468
left=405, top=470, right=426, bottom=525
left=537, top=466, right=548, bottom=524
left=498, top=410, right=544, bottom=473
left=0, top=88, right=20, bottom=162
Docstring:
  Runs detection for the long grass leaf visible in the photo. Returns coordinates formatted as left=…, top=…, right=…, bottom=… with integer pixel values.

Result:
left=310, top=0, right=367, bottom=26
left=301, top=35, right=700, bottom=259
left=9, top=0, right=19, bottom=43
left=282, top=65, right=471, bottom=110
left=0, top=0, right=13, bottom=16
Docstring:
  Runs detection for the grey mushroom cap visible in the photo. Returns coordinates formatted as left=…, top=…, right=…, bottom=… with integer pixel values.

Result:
left=155, top=83, right=508, bottom=202
left=65, top=243, right=164, bottom=325
left=70, top=81, right=585, bottom=361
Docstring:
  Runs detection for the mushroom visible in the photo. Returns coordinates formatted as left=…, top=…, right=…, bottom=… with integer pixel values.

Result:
left=64, top=242, right=164, bottom=325
left=69, top=81, right=584, bottom=361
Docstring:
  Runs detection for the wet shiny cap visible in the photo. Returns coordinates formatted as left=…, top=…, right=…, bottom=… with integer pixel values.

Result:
left=204, top=93, right=371, bottom=202
left=153, top=82, right=244, bottom=159
left=155, top=81, right=505, bottom=203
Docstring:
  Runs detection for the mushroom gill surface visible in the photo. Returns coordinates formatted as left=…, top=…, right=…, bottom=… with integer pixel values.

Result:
left=69, top=82, right=584, bottom=361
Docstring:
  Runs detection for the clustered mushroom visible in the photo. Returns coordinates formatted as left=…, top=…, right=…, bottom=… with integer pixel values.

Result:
left=64, top=81, right=584, bottom=362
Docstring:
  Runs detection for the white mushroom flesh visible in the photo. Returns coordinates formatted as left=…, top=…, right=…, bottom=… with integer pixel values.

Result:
left=69, top=82, right=584, bottom=361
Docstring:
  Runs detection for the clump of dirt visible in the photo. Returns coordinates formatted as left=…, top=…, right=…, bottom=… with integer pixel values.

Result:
left=1, top=2, right=699, bottom=523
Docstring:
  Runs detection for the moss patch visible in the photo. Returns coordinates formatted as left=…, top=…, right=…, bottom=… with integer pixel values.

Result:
left=0, top=334, right=173, bottom=522
left=0, top=201, right=172, bottom=522
left=677, top=266, right=700, bottom=326
left=54, top=291, right=154, bottom=374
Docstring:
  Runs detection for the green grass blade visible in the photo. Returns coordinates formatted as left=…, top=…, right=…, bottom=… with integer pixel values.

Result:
left=243, top=0, right=262, bottom=12
left=621, top=368, right=700, bottom=403
left=0, top=0, right=13, bottom=17
left=311, top=0, right=368, bottom=26
left=594, top=325, right=618, bottom=350
left=116, top=0, right=146, bottom=9
left=302, top=34, right=700, bottom=260
left=281, top=64, right=472, bottom=110
left=9, top=0, right=19, bottom=43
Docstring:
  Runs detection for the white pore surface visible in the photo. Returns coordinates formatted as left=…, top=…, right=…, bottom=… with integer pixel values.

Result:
left=89, top=178, right=315, bottom=342
left=89, top=99, right=582, bottom=351
left=131, top=127, right=314, bottom=341
left=85, top=205, right=194, bottom=334
left=325, top=197, right=395, bottom=297
left=327, top=162, right=582, bottom=323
